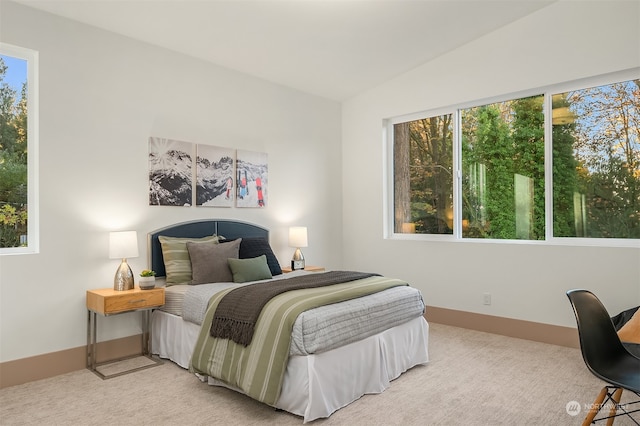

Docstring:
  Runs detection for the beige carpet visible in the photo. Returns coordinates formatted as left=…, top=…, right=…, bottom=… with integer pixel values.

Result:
left=1, top=323, right=638, bottom=425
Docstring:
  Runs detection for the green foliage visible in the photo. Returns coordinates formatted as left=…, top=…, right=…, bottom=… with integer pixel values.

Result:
left=461, top=97, right=546, bottom=240
left=0, top=203, right=27, bottom=247
left=462, top=82, right=638, bottom=240
left=511, top=96, right=545, bottom=239
left=0, top=56, right=28, bottom=248
left=552, top=94, right=580, bottom=237
left=0, top=158, right=27, bottom=203
left=583, top=158, right=640, bottom=238
left=567, top=80, right=640, bottom=238
left=475, top=104, right=517, bottom=239
left=140, top=269, right=156, bottom=277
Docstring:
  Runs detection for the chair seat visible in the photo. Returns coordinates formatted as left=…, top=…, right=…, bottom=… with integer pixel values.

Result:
left=591, top=354, right=640, bottom=393
left=624, top=342, right=640, bottom=359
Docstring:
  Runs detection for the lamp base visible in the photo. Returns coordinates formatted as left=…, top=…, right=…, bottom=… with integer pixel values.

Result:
left=114, top=259, right=134, bottom=291
left=291, top=248, right=305, bottom=270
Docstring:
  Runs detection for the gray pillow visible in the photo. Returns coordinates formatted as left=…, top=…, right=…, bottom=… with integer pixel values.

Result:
left=187, top=238, right=241, bottom=284
left=228, top=255, right=273, bottom=283
left=158, top=234, right=222, bottom=285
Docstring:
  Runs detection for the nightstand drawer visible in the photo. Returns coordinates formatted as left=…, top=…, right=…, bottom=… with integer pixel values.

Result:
left=87, top=287, right=165, bottom=315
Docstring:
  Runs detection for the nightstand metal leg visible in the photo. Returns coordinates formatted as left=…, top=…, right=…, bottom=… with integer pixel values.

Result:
left=86, top=310, right=97, bottom=370
left=86, top=307, right=161, bottom=379
left=91, top=311, right=97, bottom=368
left=86, top=310, right=90, bottom=368
left=141, top=310, right=149, bottom=355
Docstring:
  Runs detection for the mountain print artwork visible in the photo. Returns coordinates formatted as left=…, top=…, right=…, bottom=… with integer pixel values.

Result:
left=196, top=144, right=235, bottom=207
left=149, top=137, right=193, bottom=206
left=236, top=150, right=268, bottom=208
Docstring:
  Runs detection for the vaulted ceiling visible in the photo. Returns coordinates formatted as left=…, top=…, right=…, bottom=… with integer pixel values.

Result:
left=13, top=0, right=555, bottom=100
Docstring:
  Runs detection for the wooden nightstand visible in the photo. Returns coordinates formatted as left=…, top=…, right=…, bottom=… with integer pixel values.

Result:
left=281, top=265, right=325, bottom=273
left=86, top=286, right=165, bottom=379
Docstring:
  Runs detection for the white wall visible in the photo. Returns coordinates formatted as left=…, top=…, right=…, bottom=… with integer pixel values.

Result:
left=1, top=0, right=639, bottom=366
left=0, top=2, right=343, bottom=363
left=342, top=1, right=640, bottom=327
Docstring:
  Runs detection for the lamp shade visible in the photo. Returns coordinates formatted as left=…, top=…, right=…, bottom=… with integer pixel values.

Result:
left=288, top=227, right=308, bottom=248
left=109, top=231, right=139, bottom=259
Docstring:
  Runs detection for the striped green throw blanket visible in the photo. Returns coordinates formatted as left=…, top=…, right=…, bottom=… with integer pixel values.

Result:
left=189, top=273, right=409, bottom=405
left=210, top=271, right=379, bottom=346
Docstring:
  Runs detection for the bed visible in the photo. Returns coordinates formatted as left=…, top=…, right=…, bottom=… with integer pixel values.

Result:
left=148, top=219, right=429, bottom=423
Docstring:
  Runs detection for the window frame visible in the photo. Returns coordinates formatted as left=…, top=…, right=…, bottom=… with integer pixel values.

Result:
left=384, top=68, right=640, bottom=248
left=0, top=43, right=39, bottom=255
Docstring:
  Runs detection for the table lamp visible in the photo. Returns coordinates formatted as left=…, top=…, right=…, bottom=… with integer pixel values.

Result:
left=289, top=226, right=307, bottom=270
left=109, top=230, right=139, bottom=291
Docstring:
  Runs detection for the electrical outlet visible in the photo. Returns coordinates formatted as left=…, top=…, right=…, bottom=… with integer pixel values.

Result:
left=483, top=293, right=491, bottom=305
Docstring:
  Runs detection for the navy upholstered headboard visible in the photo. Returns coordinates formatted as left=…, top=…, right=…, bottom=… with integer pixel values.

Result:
left=147, top=219, right=269, bottom=278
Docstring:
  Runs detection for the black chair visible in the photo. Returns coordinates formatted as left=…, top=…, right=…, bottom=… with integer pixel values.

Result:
left=567, top=289, right=640, bottom=425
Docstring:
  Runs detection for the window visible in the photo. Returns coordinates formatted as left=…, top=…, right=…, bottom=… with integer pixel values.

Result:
left=387, top=71, right=639, bottom=245
left=0, top=43, right=38, bottom=254
left=552, top=81, right=639, bottom=239
left=461, top=95, right=545, bottom=240
left=393, top=114, right=453, bottom=235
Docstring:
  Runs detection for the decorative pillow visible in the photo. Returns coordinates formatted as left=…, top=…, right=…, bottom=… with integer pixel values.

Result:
left=228, top=255, right=273, bottom=283
left=238, top=237, right=283, bottom=276
left=159, top=234, right=222, bottom=285
left=187, top=238, right=241, bottom=284
left=618, top=308, right=640, bottom=344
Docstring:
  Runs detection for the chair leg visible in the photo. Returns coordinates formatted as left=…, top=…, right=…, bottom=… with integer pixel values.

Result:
left=583, top=387, right=608, bottom=426
left=605, top=388, right=623, bottom=426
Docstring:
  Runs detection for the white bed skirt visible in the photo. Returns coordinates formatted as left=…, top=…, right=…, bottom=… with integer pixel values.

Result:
left=151, top=310, right=429, bottom=423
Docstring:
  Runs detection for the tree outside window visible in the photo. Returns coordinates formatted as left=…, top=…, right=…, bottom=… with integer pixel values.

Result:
left=553, top=80, right=640, bottom=239
left=0, top=53, right=28, bottom=249
left=393, top=115, right=454, bottom=235
left=461, top=95, right=545, bottom=240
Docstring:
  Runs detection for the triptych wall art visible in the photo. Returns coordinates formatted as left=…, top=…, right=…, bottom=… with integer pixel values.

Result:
left=148, top=137, right=268, bottom=208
